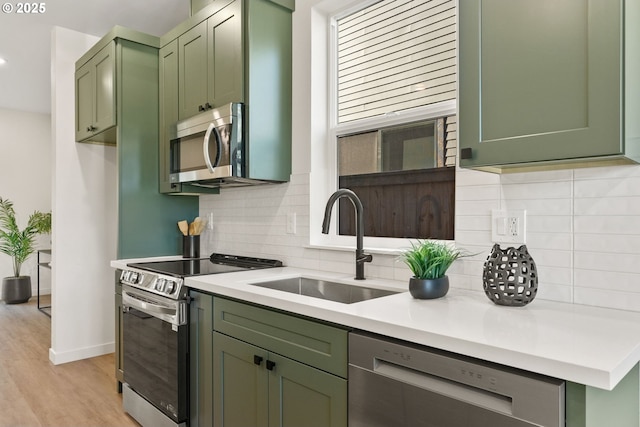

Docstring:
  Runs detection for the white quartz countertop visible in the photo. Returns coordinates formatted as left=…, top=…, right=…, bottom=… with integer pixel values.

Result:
left=111, top=260, right=640, bottom=390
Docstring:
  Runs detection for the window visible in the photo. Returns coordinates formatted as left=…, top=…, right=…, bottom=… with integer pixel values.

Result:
left=330, top=0, right=457, bottom=242
left=335, top=0, right=457, bottom=124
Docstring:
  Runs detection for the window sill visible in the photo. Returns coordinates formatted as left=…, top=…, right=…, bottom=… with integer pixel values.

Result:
left=305, top=243, right=403, bottom=257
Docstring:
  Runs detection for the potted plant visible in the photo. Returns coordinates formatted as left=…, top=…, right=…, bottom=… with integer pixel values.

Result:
left=400, top=240, right=464, bottom=299
left=0, top=197, right=51, bottom=304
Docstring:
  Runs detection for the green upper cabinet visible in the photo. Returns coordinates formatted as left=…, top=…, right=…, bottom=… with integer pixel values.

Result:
left=191, top=0, right=215, bottom=15
left=459, top=0, right=640, bottom=172
left=178, top=0, right=242, bottom=120
left=159, top=40, right=181, bottom=194
left=207, top=1, right=242, bottom=111
left=158, top=0, right=293, bottom=193
left=178, top=21, right=209, bottom=119
left=75, top=41, right=116, bottom=143
left=75, top=27, right=199, bottom=258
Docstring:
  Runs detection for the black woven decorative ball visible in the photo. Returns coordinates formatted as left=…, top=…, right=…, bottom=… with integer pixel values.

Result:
left=482, top=244, right=538, bottom=307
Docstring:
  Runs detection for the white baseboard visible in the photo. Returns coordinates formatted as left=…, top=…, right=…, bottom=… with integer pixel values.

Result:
left=49, top=341, right=115, bottom=365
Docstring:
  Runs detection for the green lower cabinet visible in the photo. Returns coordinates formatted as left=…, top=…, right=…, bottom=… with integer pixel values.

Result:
left=213, top=332, right=347, bottom=427
left=267, top=351, right=347, bottom=427
left=566, top=364, right=640, bottom=427
left=190, top=291, right=214, bottom=427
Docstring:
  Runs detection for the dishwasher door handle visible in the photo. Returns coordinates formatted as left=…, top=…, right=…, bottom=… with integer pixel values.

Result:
left=374, top=359, right=513, bottom=415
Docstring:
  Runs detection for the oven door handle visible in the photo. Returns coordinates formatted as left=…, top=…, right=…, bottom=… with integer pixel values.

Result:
left=122, top=291, right=177, bottom=318
left=203, top=123, right=222, bottom=173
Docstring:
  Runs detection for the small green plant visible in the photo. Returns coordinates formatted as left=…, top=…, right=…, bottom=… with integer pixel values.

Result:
left=0, top=197, right=51, bottom=277
left=400, top=240, right=463, bottom=280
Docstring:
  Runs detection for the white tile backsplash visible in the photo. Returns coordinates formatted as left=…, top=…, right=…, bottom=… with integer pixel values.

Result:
left=201, top=163, right=640, bottom=313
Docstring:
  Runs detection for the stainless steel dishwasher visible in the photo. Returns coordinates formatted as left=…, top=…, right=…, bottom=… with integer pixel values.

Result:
left=349, top=332, right=565, bottom=427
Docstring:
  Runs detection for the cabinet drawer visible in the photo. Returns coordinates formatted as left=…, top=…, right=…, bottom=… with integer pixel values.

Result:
left=213, top=297, right=348, bottom=378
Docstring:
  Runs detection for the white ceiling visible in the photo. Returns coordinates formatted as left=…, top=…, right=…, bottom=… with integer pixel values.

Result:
left=0, top=0, right=191, bottom=114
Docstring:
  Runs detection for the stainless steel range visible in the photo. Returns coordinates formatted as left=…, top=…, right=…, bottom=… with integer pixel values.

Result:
left=119, top=253, right=283, bottom=427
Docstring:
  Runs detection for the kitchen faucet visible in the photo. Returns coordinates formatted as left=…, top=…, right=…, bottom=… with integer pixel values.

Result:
left=322, top=189, right=373, bottom=280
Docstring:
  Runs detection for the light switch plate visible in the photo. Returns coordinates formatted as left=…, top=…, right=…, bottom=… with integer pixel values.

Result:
left=286, top=212, right=296, bottom=234
left=491, top=209, right=526, bottom=244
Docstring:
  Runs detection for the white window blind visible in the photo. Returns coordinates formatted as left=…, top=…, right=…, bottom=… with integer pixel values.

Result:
left=337, top=0, right=457, bottom=123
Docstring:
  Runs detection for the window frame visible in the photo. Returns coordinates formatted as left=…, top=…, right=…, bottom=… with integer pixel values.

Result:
left=309, top=0, right=457, bottom=253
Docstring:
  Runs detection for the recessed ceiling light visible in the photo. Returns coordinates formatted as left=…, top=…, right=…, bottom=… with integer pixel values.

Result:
left=0, top=58, right=6, bottom=66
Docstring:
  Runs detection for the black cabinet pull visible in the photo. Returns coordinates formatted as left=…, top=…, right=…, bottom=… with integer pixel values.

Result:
left=266, top=360, right=276, bottom=371
left=205, top=102, right=212, bottom=110
left=460, top=147, right=473, bottom=160
left=198, top=105, right=205, bottom=112
left=253, top=355, right=263, bottom=366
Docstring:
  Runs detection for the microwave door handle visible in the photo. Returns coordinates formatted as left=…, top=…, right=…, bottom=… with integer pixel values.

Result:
left=203, top=123, right=222, bottom=173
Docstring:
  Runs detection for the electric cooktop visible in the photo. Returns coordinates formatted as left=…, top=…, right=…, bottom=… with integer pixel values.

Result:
left=127, top=252, right=283, bottom=278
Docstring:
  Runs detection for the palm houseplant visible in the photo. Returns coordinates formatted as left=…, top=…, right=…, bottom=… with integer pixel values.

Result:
left=0, top=197, right=51, bottom=304
left=400, top=240, right=464, bottom=299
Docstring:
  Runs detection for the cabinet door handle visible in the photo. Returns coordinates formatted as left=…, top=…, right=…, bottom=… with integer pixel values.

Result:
left=198, top=105, right=205, bottom=112
left=266, top=360, right=276, bottom=371
left=205, top=102, right=212, bottom=110
left=253, top=355, right=263, bottom=366
left=460, top=148, right=473, bottom=160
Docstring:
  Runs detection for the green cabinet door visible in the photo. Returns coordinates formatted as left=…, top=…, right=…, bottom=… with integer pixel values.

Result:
left=459, top=0, right=622, bottom=170
left=75, top=41, right=116, bottom=142
left=190, top=291, right=214, bottom=427
left=207, top=0, right=243, bottom=107
left=179, top=21, right=208, bottom=120
left=213, top=331, right=269, bottom=427
left=268, top=352, right=347, bottom=427
left=213, top=331, right=347, bottom=427
left=92, top=43, right=116, bottom=135
left=159, top=40, right=180, bottom=194
left=75, top=62, right=93, bottom=141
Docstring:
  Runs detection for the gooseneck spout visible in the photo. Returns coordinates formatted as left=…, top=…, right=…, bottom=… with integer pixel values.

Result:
left=322, top=189, right=373, bottom=280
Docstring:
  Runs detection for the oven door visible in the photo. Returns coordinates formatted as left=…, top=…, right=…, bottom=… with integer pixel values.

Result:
left=122, top=286, right=188, bottom=424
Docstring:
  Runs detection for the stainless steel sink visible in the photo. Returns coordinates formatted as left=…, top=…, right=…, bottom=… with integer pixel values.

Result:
left=249, top=277, right=400, bottom=304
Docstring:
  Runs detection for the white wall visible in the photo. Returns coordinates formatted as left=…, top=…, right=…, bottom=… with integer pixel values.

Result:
left=200, top=0, right=640, bottom=314
left=0, top=108, right=51, bottom=288
left=50, top=26, right=118, bottom=364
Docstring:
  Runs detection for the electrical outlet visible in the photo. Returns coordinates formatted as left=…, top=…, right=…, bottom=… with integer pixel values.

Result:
left=492, top=210, right=526, bottom=244
left=508, top=216, right=519, bottom=237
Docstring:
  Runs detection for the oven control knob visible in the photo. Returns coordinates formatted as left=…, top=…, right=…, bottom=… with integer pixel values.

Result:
left=122, top=271, right=131, bottom=282
left=156, top=279, right=165, bottom=292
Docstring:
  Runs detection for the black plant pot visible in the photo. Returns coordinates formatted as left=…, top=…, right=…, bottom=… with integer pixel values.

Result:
left=409, top=276, right=449, bottom=299
left=2, top=276, right=32, bottom=304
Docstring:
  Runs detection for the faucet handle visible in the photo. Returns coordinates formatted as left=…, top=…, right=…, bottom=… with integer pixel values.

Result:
left=358, top=253, right=373, bottom=263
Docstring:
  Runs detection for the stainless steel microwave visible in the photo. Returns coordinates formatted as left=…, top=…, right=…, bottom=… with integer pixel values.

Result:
left=169, top=103, right=244, bottom=187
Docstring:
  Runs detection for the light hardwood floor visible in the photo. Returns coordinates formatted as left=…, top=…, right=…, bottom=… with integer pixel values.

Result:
left=0, top=296, right=139, bottom=427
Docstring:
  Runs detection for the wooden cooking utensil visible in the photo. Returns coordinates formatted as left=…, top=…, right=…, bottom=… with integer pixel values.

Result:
left=194, top=217, right=207, bottom=235
left=178, top=220, right=189, bottom=236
